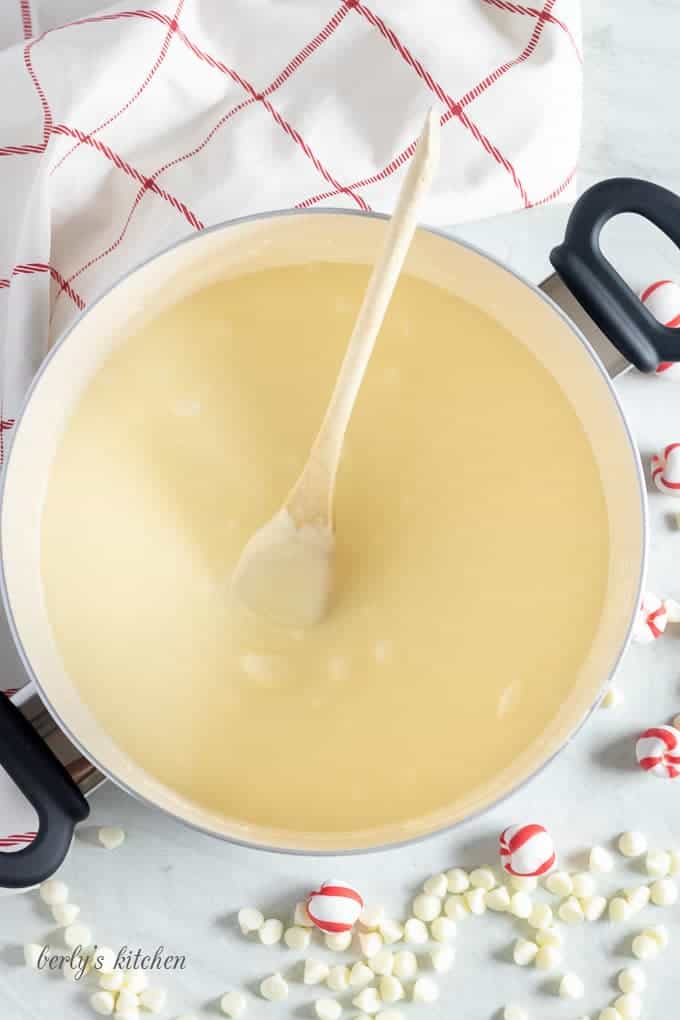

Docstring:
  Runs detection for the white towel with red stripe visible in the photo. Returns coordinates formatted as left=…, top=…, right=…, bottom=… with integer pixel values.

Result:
left=0, top=0, right=581, bottom=850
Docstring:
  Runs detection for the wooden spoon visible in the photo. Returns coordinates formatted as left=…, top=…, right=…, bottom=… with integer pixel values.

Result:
left=232, top=108, right=441, bottom=627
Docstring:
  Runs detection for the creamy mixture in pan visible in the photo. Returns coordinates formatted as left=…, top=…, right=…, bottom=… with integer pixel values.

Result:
left=41, top=263, right=609, bottom=836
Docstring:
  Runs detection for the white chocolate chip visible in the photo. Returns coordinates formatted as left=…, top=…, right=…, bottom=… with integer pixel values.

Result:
left=90, top=991, right=116, bottom=1016
left=624, top=886, right=650, bottom=913
left=430, top=916, right=456, bottom=941
left=650, top=877, right=678, bottom=906
left=485, top=886, right=510, bottom=912
left=601, top=685, right=623, bottom=709
left=412, top=977, right=439, bottom=1003
left=326, top=965, right=350, bottom=992
left=93, top=946, right=117, bottom=974
left=392, top=950, right=418, bottom=981
left=430, top=945, right=455, bottom=973
left=609, top=897, right=632, bottom=923
left=509, top=892, right=532, bottom=919
left=444, top=895, right=469, bottom=921
left=509, top=876, right=538, bottom=892
left=353, top=987, right=382, bottom=1014
left=116, top=990, right=140, bottom=1012
left=614, top=993, right=643, bottom=1020
left=465, top=888, right=487, bottom=916
left=294, top=901, right=314, bottom=927
left=138, top=988, right=167, bottom=1014
left=598, top=1010, right=622, bottom=1020
left=123, top=972, right=148, bottom=993
left=583, top=895, right=607, bottom=921
left=572, top=873, right=596, bottom=898
left=535, top=945, right=562, bottom=970
left=513, top=939, right=538, bottom=966
left=304, top=960, right=330, bottom=985
left=258, top=918, right=283, bottom=945
left=39, top=879, right=69, bottom=906
left=260, top=973, right=288, bottom=1002
left=545, top=872, right=573, bottom=897
left=378, top=975, right=404, bottom=1004
left=536, top=927, right=563, bottom=947
left=528, top=903, right=553, bottom=930
left=285, top=926, right=312, bottom=950
left=423, top=873, right=448, bottom=898
left=412, top=894, right=441, bottom=922
left=64, top=922, right=92, bottom=949
left=403, top=918, right=428, bottom=944
left=360, top=931, right=384, bottom=957
left=618, top=967, right=647, bottom=994
left=349, top=962, right=374, bottom=989
left=324, top=931, right=352, bottom=952
left=618, top=832, right=647, bottom=858
left=23, top=944, right=45, bottom=969
left=503, top=1007, right=528, bottom=1020
left=645, top=923, right=669, bottom=948
left=98, top=826, right=125, bottom=850
left=99, top=972, right=124, bottom=992
left=378, top=919, right=403, bottom=945
left=360, top=905, right=385, bottom=930
left=369, top=950, right=393, bottom=977
left=52, top=903, right=80, bottom=926
left=559, top=973, right=585, bottom=999
left=669, top=849, right=680, bottom=875
left=589, top=846, right=615, bottom=873
left=63, top=955, right=87, bottom=981
left=645, top=849, right=671, bottom=878
left=238, top=907, right=264, bottom=934
left=558, top=896, right=584, bottom=924
left=631, top=933, right=659, bottom=960
left=445, top=868, right=470, bottom=894
left=315, top=999, right=341, bottom=1020
left=469, top=867, right=496, bottom=890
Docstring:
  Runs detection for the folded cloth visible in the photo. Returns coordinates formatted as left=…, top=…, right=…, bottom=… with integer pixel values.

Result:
left=0, top=0, right=582, bottom=435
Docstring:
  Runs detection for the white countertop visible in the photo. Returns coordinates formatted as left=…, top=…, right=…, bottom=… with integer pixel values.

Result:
left=4, top=4, right=680, bottom=1018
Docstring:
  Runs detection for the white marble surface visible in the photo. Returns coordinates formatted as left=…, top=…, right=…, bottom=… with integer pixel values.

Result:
left=4, top=4, right=680, bottom=1019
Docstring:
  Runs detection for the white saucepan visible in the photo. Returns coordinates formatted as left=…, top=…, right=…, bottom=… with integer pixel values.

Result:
left=4, top=177, right=679, bottom=888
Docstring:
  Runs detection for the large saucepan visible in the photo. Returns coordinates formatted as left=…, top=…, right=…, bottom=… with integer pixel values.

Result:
left=2, top=177, right=679, bottom=889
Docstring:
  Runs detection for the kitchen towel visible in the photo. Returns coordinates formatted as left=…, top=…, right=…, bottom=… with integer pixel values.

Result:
left=0, top=0, right=582, bottom=852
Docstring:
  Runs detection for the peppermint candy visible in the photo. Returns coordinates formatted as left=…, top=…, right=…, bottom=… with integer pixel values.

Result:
left=499, top=824, right=555, bottom=878
left=636, top=725, right=680, bottom=779
left=632, top=593, right=668, bottom=644
left=651, top=444, right=680, bottom=496
left=306, top=880, right=363, bottom=933
left=640, top=279, right=680, bottom=378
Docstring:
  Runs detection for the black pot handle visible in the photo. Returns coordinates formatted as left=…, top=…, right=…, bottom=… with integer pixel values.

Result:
left=0, top=693, right=89, bottom=888
left=550, top=177, right=680, bottom=372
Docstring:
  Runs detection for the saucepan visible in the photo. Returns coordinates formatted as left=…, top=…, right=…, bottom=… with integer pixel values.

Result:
left=2, top=177, right=679, bottom=889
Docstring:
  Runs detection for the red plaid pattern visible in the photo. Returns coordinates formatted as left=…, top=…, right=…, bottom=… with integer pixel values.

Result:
left=0, top=0, right=582, bottom=418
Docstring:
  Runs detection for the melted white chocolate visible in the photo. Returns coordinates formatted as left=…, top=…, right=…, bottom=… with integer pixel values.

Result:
left=41, top=262, right=609, bottom=836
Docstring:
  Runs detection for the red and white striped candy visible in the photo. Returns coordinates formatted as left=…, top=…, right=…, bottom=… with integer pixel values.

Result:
left=306, top=879, right=363, bottom=933
left=499, top=823, right=555, bottom=878
left=651, top=444, right=680, bottom=496
left=640, top=280, right=680, bottom=379
left=636, top=725, right=680, bottom=779
left=632, top=592, right=668, bottom=644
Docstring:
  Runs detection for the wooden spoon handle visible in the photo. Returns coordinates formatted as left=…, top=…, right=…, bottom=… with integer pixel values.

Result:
left=287, top=108, right=441, bottom=526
